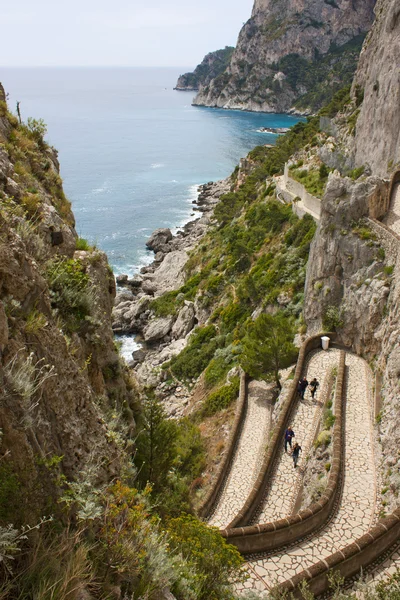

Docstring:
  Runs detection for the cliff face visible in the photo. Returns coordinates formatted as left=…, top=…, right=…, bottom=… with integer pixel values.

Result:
left=0, top=85, right=136, bottom=525
left=193, top=0, right=375, bottom=113
left=351, top=0, right=400, bottom=177
left=303, top=0, right=400, bottom=508
left=175, top=47, right=234, bottom=91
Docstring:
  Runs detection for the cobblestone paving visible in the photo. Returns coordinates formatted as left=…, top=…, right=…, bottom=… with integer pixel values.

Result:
left=209, top=381, right=272, bottom=529
left=384, top=182, right=400, bottom=235
left=254, top=349, right=340, bottom=524
left=237, top=353, right=376, bottom=595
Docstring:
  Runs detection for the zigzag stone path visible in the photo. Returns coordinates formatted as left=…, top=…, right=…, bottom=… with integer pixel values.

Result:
left=238, top=353, right=376, bottom=595
left=209, top=380, right=272, bottom=529
left=254, top=349, right=340, bottom=524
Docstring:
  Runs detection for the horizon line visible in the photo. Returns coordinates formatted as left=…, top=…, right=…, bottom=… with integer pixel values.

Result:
left=0, top=65, right=194, bottom=69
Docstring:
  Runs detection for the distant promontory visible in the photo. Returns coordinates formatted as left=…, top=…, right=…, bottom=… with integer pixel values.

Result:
left=174, top=46, right=235, bottom=91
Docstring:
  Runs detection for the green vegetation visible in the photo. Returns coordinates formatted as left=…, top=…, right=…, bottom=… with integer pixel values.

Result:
left=322, top=305, right=344, bottom=331
left=45, top=258, right=94, bottom=332
left=241, top=313, right=298, bottom=388
left=201, top=377, right=240, bottom=417
left=280, top=34, right=366, bottom=112
left=135, top=392, right=206, bottom=515
left=75, top=237, right=93, bottom=251
left=289, top=165, right=330, bottom=198
left=167, top=514, right=246, bottom=600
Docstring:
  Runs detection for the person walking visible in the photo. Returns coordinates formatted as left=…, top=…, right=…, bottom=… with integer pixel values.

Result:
left=299, top=376, right=309, bottom=399
left=292, top=442, right=302, bottom=468
left=284, top=426, right=295, bottom=452
left=309, top=377, right=319, bottom=399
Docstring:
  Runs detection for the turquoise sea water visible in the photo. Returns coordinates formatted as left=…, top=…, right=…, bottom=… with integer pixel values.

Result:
left=1, top=67, right=302, bottom=275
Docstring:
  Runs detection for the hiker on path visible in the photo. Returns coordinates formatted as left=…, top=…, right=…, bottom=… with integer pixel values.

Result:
left=299, top=376, right=309, bottom=399
left=309, top=377, right=320, bottom=399
left=284, top=426, right=295, bottom=452
left=292, top=443, right=302, bottom=468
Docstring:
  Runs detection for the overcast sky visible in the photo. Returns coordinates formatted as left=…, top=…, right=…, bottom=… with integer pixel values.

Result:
left=1, top=0, right=254, bottom=68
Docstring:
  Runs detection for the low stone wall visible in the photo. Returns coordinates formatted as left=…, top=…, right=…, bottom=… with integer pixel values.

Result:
left=282, top=164, right=322, bottom=219
left=197, top=369, right=247, bottom=519
left=222, top=349, right=345, bottom=554
left=279, top=509, right=400, bottom=598
left=223, top=333, right=337, bottom=531
left=368, top=217, right=400, bottom=265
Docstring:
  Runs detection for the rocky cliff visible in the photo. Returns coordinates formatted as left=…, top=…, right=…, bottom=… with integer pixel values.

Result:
left=352, top=0, right=400, bottom=177
left=174, top=47, right=234, bottom=91
left=302, top=0, right=400, bottom=510
left=193, top=0, right=375, bottom=114
left=0, top=84, right=136, bottom=526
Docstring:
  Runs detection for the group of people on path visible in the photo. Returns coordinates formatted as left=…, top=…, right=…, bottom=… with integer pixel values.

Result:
left=284, top=426, right=301, bottom=467
left=298, top=376, right=319, bottom=400
left=284, top=375, right=320, bottom=468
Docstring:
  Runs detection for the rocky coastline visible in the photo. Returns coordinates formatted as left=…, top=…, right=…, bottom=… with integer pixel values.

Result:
left=112, top=177, right=231, bottom=416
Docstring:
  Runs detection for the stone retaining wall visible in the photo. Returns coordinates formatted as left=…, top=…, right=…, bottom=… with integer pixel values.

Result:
left=368, top=217, right=400, bottom=265
left=279, top=508, right=400, bottom=598
left=197, top=369, right=247, bottom=519
left=222, top=349, right=345, bottom=554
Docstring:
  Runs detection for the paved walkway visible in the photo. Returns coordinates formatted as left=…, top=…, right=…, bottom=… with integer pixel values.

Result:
left=254, top=349, right=340, bottom=524
left=209, top=381, right=271, bottom=529
left=384, top=182, right=400, bottom=235
left=237, top=353, right=376, bottom=595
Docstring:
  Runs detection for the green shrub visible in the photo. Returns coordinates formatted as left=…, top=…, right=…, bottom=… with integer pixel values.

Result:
left=167, top=514, right=245, bottom=600
left=201, top=377, right=240, bottom=417
left=75, top=237, right=92, bottom=251
left=322, top=305, right=344, bottom=331
left=204, top=355, right=231, bottom=386
left=170, top=326, right=223, bottom=382
left=314, top=430, right=331, bottom=448
left=150, top=290, right=180, bottom=317
left=46, top=258, right=93, bottom=332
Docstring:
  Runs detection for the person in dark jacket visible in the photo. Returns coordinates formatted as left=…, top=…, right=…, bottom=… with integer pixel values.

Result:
left=292, top=442, right=302, bottom=468
left=309, top=377, right=319, bottom=399
left=299, top=377, right=309, bottom=399
left=284, top=426, right=295, bottom=452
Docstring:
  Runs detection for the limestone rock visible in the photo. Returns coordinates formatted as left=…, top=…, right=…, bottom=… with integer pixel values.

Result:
left=143, top=316, right=174, bottom=343
left=171, top=301, right=195, bottom=339
left=146, top=228, right=173, bottom=253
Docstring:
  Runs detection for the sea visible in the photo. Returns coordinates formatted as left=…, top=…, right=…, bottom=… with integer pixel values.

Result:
left=1, top=67, right=303, bottom=358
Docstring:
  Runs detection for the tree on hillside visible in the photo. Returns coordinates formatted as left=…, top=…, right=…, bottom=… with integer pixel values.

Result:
left=135, top=391, right=178, bottom=493
left=241, top=312, right=298, bottom=388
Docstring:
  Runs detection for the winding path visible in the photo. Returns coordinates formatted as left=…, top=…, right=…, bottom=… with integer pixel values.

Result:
left=237, top=353, right=376, bottom=595
left=209, top=381, right=271, bottom=529
left=254, top=349, right=339, bottom=524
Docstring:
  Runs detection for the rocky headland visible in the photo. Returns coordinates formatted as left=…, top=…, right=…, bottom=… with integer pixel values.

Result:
left=192, top=0, right=375, bottom=114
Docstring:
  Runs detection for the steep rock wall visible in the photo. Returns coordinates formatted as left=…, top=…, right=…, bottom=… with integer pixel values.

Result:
left=351, top=0, right=400, bottom=177
left=0, top=88, right=136, bottom=525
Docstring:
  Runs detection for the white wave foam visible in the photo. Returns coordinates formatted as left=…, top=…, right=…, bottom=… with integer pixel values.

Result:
left=151, top=163, right=165, bottom=169
left=115, top=335, right=141, bottom=363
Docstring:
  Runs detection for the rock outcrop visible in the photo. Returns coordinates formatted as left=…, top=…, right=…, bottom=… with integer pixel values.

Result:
left=174, top=47, right=234, bottom=91
left=0, top=89, right=135, bottom=524
left=351, top=0, right=400, bottom=177
left=193, top=0, right=375, bottom=114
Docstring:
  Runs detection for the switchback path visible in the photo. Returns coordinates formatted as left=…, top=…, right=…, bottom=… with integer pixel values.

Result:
left=209, top=381, right=271, bottom=529
left=238, top=353, right=376, bottom=596
left=254, top=349, right=340, bottom=524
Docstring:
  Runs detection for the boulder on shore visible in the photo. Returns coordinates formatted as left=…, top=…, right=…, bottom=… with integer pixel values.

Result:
left=146, top=228, right=173, bottom=253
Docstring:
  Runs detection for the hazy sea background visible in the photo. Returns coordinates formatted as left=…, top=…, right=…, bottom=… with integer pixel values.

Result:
left=1, top=67, right=302, bottom=357
left=1, top=67, right=302, bottom=275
